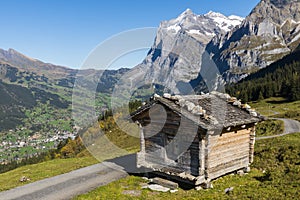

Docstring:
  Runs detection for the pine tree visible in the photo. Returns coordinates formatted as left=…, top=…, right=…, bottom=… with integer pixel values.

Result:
left=290, top=74, right=300, bottom=101
left=258, top=90, right=264, bottom=101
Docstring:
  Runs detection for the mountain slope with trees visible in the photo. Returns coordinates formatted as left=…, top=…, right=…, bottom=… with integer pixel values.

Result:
left=226, top=46, right=300, bottom=102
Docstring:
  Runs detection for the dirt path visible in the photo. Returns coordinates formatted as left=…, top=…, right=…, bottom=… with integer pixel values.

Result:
left=0, top=154, right=139, bottom=200
left=257, top=118, right=300, bottom=140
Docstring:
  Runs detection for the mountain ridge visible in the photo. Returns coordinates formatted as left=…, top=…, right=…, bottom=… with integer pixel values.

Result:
left=125, top=1, right=300, bottom=93
left=206, top=0, right=300, bottom=83
left=128, top=9, right=243, bottom=92
left=0, top=48, right=75, bottom=78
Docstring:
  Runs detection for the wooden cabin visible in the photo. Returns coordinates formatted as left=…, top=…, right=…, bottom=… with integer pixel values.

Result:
left=130, top=92, right=263, bottom=187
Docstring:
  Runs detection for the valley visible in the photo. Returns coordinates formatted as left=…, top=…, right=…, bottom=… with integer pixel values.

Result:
left=0, top=50, right=130, bottom=164
left=0, top=0, right=300, bottom=199
left=1, top=0, right=300, bottom=166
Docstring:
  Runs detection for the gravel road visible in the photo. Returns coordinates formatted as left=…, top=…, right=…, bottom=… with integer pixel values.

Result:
left=0, top=154, right=139, bottom=200
left=257, top=118, right=300, bottom=140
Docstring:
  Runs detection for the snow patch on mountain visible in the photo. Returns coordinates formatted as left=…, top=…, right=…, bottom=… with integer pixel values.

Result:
left=167, top=24, right=181, bottom=33
left=205, top=11, right=244, bottom=32
left=161, top=9, right=244, bottom=42
left=128, top=9, right=244, bottom=91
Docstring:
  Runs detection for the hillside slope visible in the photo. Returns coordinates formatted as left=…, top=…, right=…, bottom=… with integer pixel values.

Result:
left=0, top=49, right=131, bottom=131
left=0, top=81, right=35, bottom=131
left=226, top=45, right=300, bottom=102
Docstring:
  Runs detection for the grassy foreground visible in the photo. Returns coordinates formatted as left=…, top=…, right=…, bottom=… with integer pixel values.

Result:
left=73, top=99, right=300, bottom=199
left=0, top=115, right=139, bottom=192
left=0, top=98, right=299, bottom=198
left=0, top=156, right=98, bottom=191
left=74, top=132, right=300, bottom=200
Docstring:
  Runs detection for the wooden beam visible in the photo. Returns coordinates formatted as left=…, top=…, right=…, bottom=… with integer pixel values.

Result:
left=249, top=126, right=256, bottom=163
left=199, top=136, right=205, bottom=176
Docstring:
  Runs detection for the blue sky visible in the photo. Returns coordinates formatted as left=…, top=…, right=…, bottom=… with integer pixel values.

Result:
left=0, top=0, right=260, bottom=69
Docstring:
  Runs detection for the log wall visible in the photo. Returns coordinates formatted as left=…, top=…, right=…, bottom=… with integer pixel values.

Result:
left=206, top=128, right=251, bottom=180
left=139, top=104, right=204, bottom=176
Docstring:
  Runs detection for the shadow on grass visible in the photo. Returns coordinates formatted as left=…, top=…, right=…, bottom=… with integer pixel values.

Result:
left=254, top=174, right=271, bottom=182
left=106, top=153, right=195, bottom=190
left=266, top=99, right=290, bottom=104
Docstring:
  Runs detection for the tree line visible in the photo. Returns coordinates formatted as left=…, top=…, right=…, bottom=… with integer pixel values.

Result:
left=226, top=50, right=300, bottom=102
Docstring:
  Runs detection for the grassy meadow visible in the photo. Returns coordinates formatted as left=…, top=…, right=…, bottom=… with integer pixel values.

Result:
left=0, top=98, right=299, bottom=199
left=74, top=133, right=300, bottom=200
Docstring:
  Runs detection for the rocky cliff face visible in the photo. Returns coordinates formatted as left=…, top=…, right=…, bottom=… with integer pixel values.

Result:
left=206, top=0, right=300, bottom=82
left=132, top=9, right=243, bottom=91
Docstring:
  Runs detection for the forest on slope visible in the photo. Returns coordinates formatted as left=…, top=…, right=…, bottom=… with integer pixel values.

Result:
left=226, top=46, right=300, bottom=102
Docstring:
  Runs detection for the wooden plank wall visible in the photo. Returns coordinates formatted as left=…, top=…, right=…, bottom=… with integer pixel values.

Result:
left=141, top=104, right=203, bottom=176
left=206, top=128, right=251, bottom=180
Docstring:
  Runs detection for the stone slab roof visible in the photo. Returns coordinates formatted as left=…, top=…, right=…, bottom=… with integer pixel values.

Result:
left=131, top=91, right=263, bottom=130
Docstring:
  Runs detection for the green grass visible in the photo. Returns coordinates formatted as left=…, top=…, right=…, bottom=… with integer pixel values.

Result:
left=73, top=172, right=262, bottom=200
left=256, top=119, right=284, bottom=137
left=81, top=117, right=140, bottom=162
left=1, top=98, right=299, bottom=199
left=0, top=156, right=98, bottom=192
left=0, top=115, right=139, bottom=192
left=74, top=133, right=300, bottom=200
left=74, top=98, right=300, bottom=200
left=250, top=97, right=300, bottom=121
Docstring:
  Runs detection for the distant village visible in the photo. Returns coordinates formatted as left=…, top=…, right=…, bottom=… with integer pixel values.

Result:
left=0, top=128, right=77, bottom=165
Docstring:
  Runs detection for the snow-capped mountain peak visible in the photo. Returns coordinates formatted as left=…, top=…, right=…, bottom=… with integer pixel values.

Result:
left=228, top=15, right=244, bottom=21
left=180, top=8, right=194, bottom=17
left=205, top=11, right=226, bottom=18
left=205, top=11, right=244, bottom=32
left=161, top=9, right=243, bottom=42
left=130, top=9, right=244, bottom=91
left=168, top=8, right=197, bottom=27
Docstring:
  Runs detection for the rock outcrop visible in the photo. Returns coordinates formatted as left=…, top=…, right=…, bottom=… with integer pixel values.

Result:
left=206, top=0, right=300, bottom=82
left=131, top=9, right=243, bottom=91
